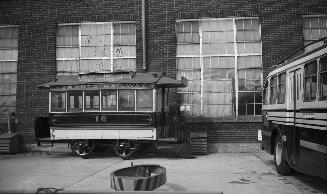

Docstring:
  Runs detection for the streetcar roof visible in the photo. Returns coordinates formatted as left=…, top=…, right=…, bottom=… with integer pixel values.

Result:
left=39, top=72, right=187, bottom=89
left=267, top=43, right=327, bottom=79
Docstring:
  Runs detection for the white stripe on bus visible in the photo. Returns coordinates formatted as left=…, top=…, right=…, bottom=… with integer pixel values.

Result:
left=300, top=140, right=327, bottom=154
left=267, top=111, right=327, bottom=121
left=269, top=117, right=294, bottom=123
left=296, top=113, right=327, bottom=120
left=271, top=120, right=294, bottom=126
left=295, top=119, right=327, bottom=127
left=295, top=124, right=327, bottom=131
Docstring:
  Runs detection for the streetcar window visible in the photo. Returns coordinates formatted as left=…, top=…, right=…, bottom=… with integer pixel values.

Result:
left=278, top=73, right=286, bottom=104
left=84, top=90, right=100, bottom=111
left=51, top=91, right=66, bottom=112
left=68, top=91, right=83, bottom=112
left=270, top=76, right=277, bottom=104
left=118, top=90, right=135, bottom=111
left=320, top=56, right=327, bottom=100
left=136, top=90, right=153, bottom=111
left=304, top=61, right=317, bottom=101
left=102, top=90, right=117, bottom=111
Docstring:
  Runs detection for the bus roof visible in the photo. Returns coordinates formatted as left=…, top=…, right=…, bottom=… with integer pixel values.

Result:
left=267, top=43, right=327, bottom=78
left=39, top=72, right=187, bottom=89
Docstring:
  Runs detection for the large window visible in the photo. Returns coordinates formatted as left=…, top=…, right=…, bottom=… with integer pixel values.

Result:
left=303, top=15, right=327, bottom=52
left=304, top=61, right=317, bottom=102
left=56, top=22, right=136, bottom=75
left=176, top=18, right=262, bottom=117
left=0, top=26, right=18, bottom=124
left=320, top=56, right=327, bottom=100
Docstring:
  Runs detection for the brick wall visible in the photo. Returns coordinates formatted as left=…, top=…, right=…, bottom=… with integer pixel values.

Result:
left=0, top=0, right=326, bottom=145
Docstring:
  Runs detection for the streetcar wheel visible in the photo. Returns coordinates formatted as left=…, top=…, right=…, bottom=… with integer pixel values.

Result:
left=113, top=140, right=139, bottom=160
left=274, top=134, right=292, bottom=175
left=74, top=141, right=93, bottom=159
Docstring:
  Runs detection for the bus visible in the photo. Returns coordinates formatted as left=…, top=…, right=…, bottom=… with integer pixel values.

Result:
left=39, top=72, right=187, bottom=159
left=261, top=42, right=327, bottom=180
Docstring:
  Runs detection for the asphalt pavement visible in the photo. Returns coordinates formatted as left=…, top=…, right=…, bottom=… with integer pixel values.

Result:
left=0, top=146, right=326, bottom=194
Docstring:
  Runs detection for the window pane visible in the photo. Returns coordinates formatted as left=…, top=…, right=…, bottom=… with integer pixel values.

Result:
left=102, top=90, right=117, bottom=111
left=136, top=90, right=153, bottom=111
left=51, top=92, right=66, bottom=112
left=320, top=73, right=327, bottom=100
left=270, top=76, right=277, bottom=104
left=304, top=61, right=317, bottom=101
left=68, top=91, right=83, bottom=112
left=118, top=90, right=135, bottom=111
left=84, top=90, right=99, bottom=111
left=278, top=73, right=286, bottom=104
left=255, top=104, right=262, bottom=115
left=320, top=56, right=327, bottom=100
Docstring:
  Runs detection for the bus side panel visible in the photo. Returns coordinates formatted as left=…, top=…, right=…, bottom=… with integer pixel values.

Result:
left=262, top=123, right=273, bottom=154
left=296, top=126, right=327, bottom=180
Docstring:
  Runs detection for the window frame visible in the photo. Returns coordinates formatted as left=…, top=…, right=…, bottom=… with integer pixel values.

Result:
left=304, top=60, right=318, bottom=102
left=277, top=72, right=286, bottom=104
left=56, top=22, right=136, bottom=75
left=319, top=55, right=327, bottom=101
left=0, top=25, right=18, bottom=123
left=176, top=17, right=262, bottom=117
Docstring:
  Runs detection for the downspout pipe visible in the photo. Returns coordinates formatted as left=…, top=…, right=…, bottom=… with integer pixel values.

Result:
left=142, top=0, right=146, bottom=70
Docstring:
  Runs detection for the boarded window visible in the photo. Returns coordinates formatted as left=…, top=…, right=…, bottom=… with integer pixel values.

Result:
left=304, top=61, right=317, bottom=101
left=0, top=26, right=18, bottom=123
left=303, top=16, right=327, bottom=52
left=177, top=18, right=262, bottom=117
left=56, top=22, right=136, bottom=75
left=320, top=56, right=327, bottom=100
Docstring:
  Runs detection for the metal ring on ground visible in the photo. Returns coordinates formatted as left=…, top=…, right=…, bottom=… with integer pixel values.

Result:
left=110, top=164, right=166, bottom=191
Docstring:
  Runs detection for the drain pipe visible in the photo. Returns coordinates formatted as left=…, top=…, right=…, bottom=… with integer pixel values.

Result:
left=142, top=0, right=146, bottom=70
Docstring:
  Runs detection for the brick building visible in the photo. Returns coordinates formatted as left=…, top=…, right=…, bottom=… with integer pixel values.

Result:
left=0, top=0, right=326, bottom=152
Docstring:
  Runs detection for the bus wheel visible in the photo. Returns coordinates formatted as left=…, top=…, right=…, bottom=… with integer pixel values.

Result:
left=274, top=134, right=292, bottom=175
left=74, top=140, right=93, bottom=159
left=113, top=140, right=139, bottom=160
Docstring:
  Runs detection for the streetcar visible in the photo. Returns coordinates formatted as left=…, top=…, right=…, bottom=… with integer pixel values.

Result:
left=39, top=72, right=187, bottom=159
left=261, top=41, right=327, bottom=180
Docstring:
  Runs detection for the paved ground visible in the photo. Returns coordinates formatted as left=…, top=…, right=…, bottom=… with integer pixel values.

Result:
left=0, top=147, right=326, bottom=194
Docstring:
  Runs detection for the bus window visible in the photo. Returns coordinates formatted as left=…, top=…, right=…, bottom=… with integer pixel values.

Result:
left=278, top=73, right=286, bottom=104
left=102, top=90, right=117, bottom=111
left=304, top=61, right=317, bottom=102
left=68, top=91, right=83, bottom=112
left=320, top=56, right=327, bottom=100
left=270, top=76, right=277, bottom=104
left=263, top=81, right=268, bottom=105
left=51, top=91, right=66, bottom=112
left=84, top=90, right=100, bottom=111
left=136, top=90, right=153, bottom=111
left=118, top=90, right=135, bottom=111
